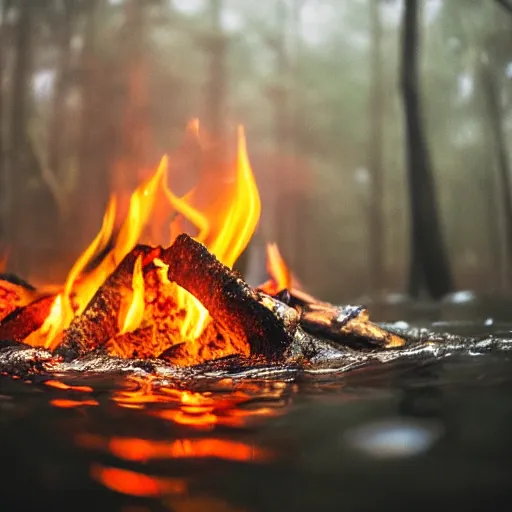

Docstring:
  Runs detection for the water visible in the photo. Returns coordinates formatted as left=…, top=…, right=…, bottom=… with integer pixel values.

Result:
left=1, top=319, right=512, bottom=511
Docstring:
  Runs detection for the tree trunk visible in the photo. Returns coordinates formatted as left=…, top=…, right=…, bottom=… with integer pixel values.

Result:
left=48, top=0, right=74, bottom=185
left=9, top=0, right=34, bottom=275
left=479, top=57, right=512, bottom=290
left=76, top=0, right=110, bottom=250
left=111, top=0, right=154, bottom=226
left=290, top=0, right=305, bottom=279
left=0, top=0, right=12, bottom=250
left=368, top=0, right=384, bottom=295
left=400, top=0, right=453, bottom=299
left=207, top=0, right=227, bottom=149
left=273, top=0, right=294, bottom=268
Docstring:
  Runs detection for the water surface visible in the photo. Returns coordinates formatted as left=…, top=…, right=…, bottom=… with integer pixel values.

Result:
left=1, top=317, right=512, bottom=511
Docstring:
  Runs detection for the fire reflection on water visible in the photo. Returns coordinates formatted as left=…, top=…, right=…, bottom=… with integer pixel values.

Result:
left=44, top=374, right=292, bottom=505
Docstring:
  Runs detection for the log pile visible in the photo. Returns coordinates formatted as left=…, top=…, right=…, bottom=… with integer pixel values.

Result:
left=0, top=234, right=407, bottom=370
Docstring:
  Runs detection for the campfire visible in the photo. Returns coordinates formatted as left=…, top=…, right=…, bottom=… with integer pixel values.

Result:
left=0, top=123, right=505, bottom=378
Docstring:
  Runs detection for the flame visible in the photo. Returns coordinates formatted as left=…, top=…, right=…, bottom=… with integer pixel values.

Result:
left=19, top=124, right=263, bottom=361
left=163, top=126, right=260, bottom=343
left=166, top=126, right=260, bottom=267
left=266, top=243, right=292, bottom=292
left=119, top=255, right=145, bottom=334
left=257, top=242, right=293, bottom=296
left=76, top=156, right=167, bottom=311
left=23, top=197, right=117, bottom=349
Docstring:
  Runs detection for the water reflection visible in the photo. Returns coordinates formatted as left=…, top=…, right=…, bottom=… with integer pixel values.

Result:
left=50, top=398, right=99, bottom=408
left=78, top=435, right=273, bottom=463
left=92, top=465, right=187, bottom=498
left=344, top=418, right=444, bottom=458
left=2, top=334, right=512, bottom=511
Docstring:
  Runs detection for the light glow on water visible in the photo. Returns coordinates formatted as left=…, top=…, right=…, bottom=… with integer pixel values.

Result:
left=344, top=418, right=443, bottom=459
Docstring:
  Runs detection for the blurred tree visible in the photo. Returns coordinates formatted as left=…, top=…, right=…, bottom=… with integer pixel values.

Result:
left=368, top=0, right=384, bottom=294
left=205, top=0, right=228, bottom=151
left=0, top=0, right=13, bottom=250
left=9, top=0, right=37, bottom=274
left=76, top=0, right=111, bottom=250
left=401, top=0, right=453, bottom=299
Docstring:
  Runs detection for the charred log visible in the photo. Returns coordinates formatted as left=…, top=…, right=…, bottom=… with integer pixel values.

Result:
left=57, top=235, right=295, bottom=362
left=160, top=234, right=296, bottom=360
left=270, top=287, right=405, bottom=350
left=0, top=295, right=55, bottom=343
left=56, top=245, right=160, bottom=359
left=0, top=274, right=38, bottom=322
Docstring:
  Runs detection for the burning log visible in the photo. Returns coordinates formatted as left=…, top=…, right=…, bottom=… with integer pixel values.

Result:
left=56, top=246, right=161, bottom=359
left=0, top=274, right=38, bottom=323
left=56, top=234, right=295, bottom=362
left=0, top=294, right=56, bottom=343
left=159, top=234, right=296, bottom=360
left=0, top=126, right=405, bottom=370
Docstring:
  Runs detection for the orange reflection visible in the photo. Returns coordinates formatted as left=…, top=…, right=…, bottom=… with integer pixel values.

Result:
left=50, top=398, right=99, bottom=408
left=111, top=376, right=288, bottom=430
left=78, top=434, right=272, bottom=463
left=91, top=464, right=186, bottom=497
left=109, top=437, right=272, bottom=463
left=44, top=379, right=93, bottom=393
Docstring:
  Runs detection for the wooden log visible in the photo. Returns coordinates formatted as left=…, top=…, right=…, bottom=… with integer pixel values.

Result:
left=160, top=234, right=295, bottom=360
left=0, top=274, right=38, bottom=323
left=57, top=235, right=295, bottom=361
left=0, top=294, right=56, bottom=343
left=299, top=302, right=405, bottom=349
left=55, top=245, right=160, bottom=359
left=259, top=286, right=406, bottom=349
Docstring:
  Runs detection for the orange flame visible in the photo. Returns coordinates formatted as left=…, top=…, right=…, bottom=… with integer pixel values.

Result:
left=20, top=124, right=262, bottom=360
left=24, top=197, right=117, bottom=349
left=76, top=156, right=167, bottom=312
left=118, top=254, right=145, bottom=334
left=164, top=126, right=260, bottom=343
left=266, top=243, right=292, bottom=292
